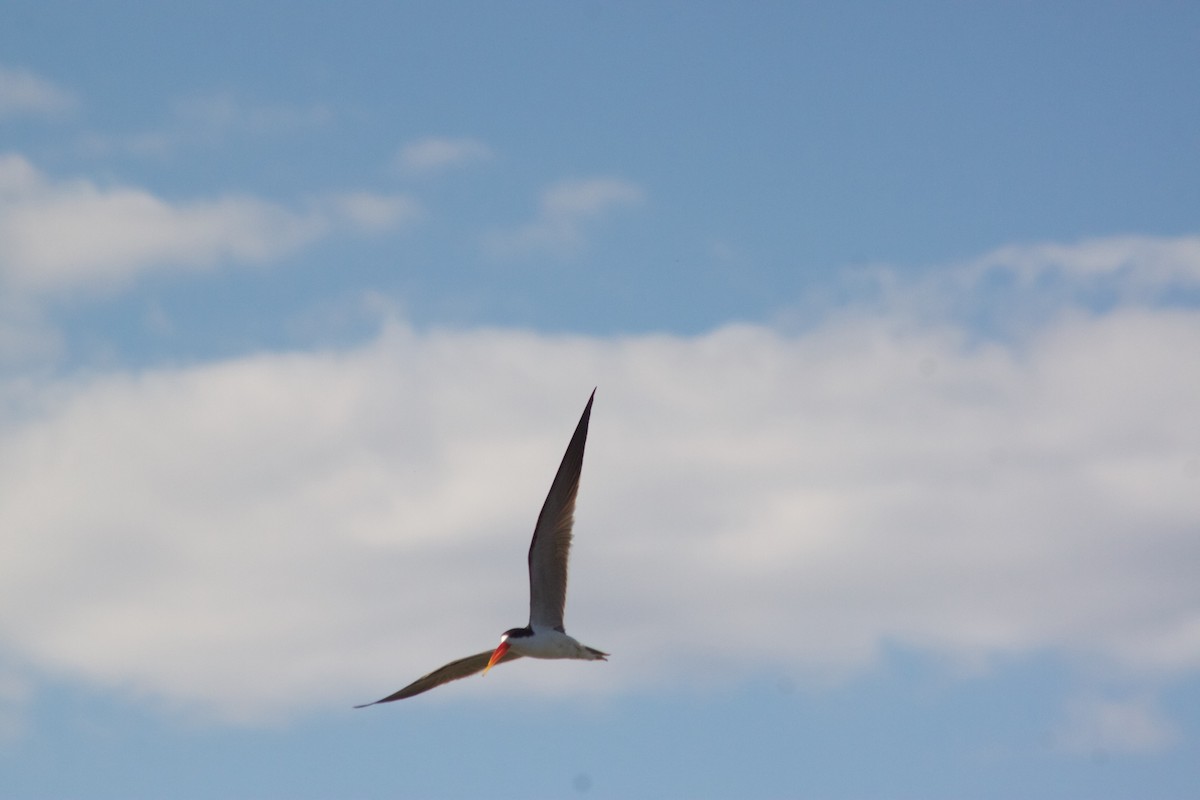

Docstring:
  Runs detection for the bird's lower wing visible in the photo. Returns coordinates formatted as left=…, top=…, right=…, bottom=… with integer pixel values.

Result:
left=354, top=649, right=525, bottom=707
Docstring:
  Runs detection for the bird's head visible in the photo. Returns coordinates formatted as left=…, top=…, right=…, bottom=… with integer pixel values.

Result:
left=483, top=627, right=527, bottom=676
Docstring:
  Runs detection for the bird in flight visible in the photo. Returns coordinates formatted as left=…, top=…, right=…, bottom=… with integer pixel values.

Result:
left=355, top=390, right=607, bottom=706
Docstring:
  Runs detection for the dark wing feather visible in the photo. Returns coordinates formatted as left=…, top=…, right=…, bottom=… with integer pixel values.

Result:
left=527, top=390, right=594, bottom=631
left=354, top=649, right=524, bottom=707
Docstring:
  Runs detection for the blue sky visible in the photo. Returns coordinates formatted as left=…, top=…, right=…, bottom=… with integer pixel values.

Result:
left=2, top=2, right=1199, bottom=798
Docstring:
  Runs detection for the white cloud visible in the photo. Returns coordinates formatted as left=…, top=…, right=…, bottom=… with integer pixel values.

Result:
left=485, top=177, right=645, bottom=258
left=0, top=155, right=420, bottom=294
left=392, top=136, right=493, bottom=175
left=1055, top=694, right=1178, bottom=755
left=0, top=66, right=76, bottom=119
left=0, top=236, right=1198, bottom=721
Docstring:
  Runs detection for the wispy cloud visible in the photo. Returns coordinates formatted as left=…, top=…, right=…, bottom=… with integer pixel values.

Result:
left=76, top=92, right=333, bottom=158
left=968, top=235, right=1200, bottom=286
left=802, top=234, right=1200, bottom=340
left=1055, top=695, right=1179, bottom=756
left=0, top=236, right=1197, bottom=721
left=325, top=191, right=423, bottom=232
left=485, top=177, right=645, bottom=258
left=171, top=92, right=333, bottom=138
left=0, top=154, right=420, bottom=294
left=0, top=66, right=76, bottom=119
left=392, top=136, right=493, bottom=176
left=0, top=295, right=60, bottom=364
left=0, top=672, right=29, bottom=744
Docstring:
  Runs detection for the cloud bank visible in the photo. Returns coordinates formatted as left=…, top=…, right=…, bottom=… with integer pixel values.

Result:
left=0, top=235, right=1197, bottom=722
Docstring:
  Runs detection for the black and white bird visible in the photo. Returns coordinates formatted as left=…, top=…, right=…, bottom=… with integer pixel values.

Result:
left=355, top=390, right=607, bottom=707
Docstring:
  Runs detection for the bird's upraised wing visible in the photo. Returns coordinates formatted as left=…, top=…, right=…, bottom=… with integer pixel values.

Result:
left=526, top=390, right=594, bottom=632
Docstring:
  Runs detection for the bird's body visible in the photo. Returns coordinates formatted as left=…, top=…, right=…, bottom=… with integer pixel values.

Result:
left=499, top=625, right=609, bottom=661
left=355, top=390, right=606, bottom=707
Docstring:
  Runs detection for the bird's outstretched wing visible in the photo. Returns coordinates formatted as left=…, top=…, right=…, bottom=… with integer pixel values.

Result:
left=527, top=390, right=594, bottom=631
left=354, top=649, right=524, bottom=707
